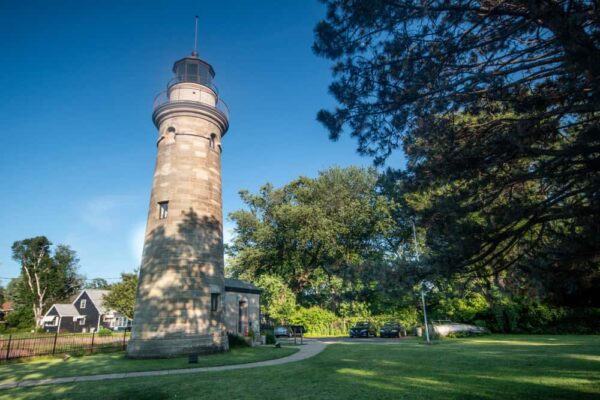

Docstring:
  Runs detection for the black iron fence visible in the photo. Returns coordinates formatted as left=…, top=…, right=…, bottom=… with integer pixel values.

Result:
left=0, top=331, right=130, bottom=361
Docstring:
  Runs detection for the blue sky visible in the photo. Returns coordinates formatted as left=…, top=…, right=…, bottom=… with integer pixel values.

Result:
left=0, top=0, right=403, bottom=285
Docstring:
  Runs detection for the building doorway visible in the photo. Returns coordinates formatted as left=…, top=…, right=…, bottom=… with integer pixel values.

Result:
left=238, top=300, right=248, bottom=335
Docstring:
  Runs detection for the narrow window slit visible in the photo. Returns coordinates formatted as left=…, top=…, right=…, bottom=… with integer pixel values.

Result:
left=158, top=201, right=169, bottom=219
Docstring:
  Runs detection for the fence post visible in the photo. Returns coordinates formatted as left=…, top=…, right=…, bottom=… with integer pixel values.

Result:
left=52, top=331, right=58, bottom=355
left=122, top=330, right=127, bottom=350
left=91, top=331, right=95, bottom=353
left=4, top=335, right=11, bottom=360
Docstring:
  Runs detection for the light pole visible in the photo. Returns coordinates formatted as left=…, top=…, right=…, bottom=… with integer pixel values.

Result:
left=412, top=220, right=431, bottom=344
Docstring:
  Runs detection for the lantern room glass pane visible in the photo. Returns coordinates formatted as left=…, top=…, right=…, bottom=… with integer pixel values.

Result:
left=187, top=63, right=198, bottom=80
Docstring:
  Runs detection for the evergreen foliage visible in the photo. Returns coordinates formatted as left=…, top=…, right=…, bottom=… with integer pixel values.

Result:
left=313, top=0, right=600, bottom=307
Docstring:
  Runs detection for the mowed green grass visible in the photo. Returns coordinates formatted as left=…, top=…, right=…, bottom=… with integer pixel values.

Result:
left=0, top=346, right=298, bottom=385
left=1, top=335, right=599, bottom=399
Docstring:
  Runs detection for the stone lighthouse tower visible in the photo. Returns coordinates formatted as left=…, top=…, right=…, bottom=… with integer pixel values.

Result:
left=127, top=42, right=229, bottom=357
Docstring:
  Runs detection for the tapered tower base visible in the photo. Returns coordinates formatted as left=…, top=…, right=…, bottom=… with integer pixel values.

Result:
left=127, top=334, right=228, bottom=359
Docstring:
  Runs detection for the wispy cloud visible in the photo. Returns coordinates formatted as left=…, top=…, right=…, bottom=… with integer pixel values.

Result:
left=80, top=195, right=137, bottom=232
left=130, top=222, right=146, bottom=266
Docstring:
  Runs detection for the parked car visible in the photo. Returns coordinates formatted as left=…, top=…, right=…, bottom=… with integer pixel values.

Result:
left=274, top=326, right=292, bottom=338
left=349, top=322, right=376, bottom=338
left=379, top=322, right=402, bottom=338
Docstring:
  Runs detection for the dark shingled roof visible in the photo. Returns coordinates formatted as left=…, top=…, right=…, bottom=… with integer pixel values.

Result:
left=224, top=278, right=261, bottom=294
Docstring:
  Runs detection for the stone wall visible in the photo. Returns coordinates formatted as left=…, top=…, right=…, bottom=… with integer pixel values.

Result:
left=223, top=291, right=260, bottom=338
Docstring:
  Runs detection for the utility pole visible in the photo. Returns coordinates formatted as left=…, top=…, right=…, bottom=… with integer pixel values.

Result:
left=412, top=220, right=431, bottom=344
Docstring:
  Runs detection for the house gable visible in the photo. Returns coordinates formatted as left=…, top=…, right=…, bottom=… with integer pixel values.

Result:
left=72, top=290, right=102, bottom=315
left=71, top=290, right=102, bottom=332
left=42, top=306, right=62, bottom=333
left=45, top=305, right=60, bottom=318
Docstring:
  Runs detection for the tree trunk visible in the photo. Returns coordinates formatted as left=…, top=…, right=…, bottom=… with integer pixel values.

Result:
left=33, top=305, right=43, bottom=328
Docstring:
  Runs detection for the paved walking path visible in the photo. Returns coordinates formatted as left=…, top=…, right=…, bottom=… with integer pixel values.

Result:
left=0, top=340, right=327, bottom=390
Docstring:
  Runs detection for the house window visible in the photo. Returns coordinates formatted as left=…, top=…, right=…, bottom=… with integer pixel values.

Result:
left=211, top=293, right=219, bottom=312
left=80, top=299, right=86, bottom=309
left=79, top=317, right=86, bottom=326
left=158, top=201, right=169, bottom=219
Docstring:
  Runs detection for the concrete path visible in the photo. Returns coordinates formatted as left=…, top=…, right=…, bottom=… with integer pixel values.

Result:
left=0, top=340, right=327, bottom=390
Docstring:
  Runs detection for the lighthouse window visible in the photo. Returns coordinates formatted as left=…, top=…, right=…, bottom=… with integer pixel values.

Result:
left=158, top=201, right=169, bottom=219
left=209, top=134, right=216, bottom=149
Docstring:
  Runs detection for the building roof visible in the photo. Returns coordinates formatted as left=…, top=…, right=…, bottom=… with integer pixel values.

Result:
left=44, top=289, right=111, bottom=319
left=224, top=278, right=261, bottom=294
left=0, top=301, right=13, bottom=311
left=82, top=289, right=110, bottom=314
left=52, top=304, right=80, bottom=316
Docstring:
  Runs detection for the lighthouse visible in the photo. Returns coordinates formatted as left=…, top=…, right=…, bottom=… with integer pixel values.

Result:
left=127, top=33, right=230, bottom=357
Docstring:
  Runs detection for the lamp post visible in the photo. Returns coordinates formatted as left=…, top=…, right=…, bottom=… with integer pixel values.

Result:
left=412, top=220, right=431, bottom=344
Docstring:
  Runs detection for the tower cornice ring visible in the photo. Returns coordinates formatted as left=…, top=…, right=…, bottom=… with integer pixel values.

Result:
left=152, top=101, right=229, bottom=135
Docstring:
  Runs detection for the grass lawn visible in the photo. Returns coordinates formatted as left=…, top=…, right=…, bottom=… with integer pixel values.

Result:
left=0, top=346, right=298, bottom=385
left=0, top=335, right=598, bottom=399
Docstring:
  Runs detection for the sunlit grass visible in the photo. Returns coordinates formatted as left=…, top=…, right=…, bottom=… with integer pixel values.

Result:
left=0, top=346, right=298, bottom=385
left=0, top=335, right=598, bottom=399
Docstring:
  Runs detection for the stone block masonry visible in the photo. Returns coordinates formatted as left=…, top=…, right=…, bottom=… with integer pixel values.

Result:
left=127, top=54, right=229, bottom=358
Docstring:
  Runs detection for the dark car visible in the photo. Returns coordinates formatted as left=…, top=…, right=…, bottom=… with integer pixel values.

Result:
left=379, top=322, right=402, bottom=338
left=349, top=322, right=376, bottom=338
left=274, top=326, right=292, bottom=338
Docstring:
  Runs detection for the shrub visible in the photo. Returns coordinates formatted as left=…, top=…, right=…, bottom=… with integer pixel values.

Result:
left=370, top=310, right=419, bottom=331
left=476, top=298, right=599, bottom=334
left=255, top=275, right=297, bottom=324
left=265, top=331, right=276, bottom=344
left=434, top=293, right=489, bottom=323
left=98, top=328, right=113, bottom=336
left=5, top=307, right=34, bottom=330
left=446, top=330, right=489, bottom=338
left=284, top=306, right=419, bottom=336
left=228, top=333, right=249, bottom=348
left=289, top=306, right=339, bottom=335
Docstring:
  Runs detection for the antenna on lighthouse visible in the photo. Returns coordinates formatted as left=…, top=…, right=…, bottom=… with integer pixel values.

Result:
left=192, top=16, right=199, bottom=57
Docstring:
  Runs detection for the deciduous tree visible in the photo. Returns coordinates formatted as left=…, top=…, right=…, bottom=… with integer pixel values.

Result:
left=102, top=272, right=138, bottom=319
left=228, top=167, right=397, bottom=311
left=85, top=278, right=110, bottom=290
left=11, top=237, right=82, bottom=326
